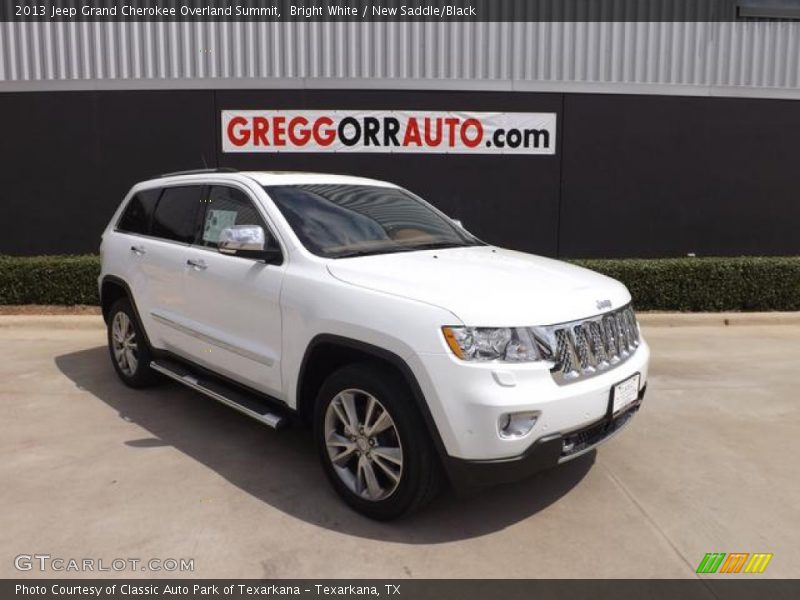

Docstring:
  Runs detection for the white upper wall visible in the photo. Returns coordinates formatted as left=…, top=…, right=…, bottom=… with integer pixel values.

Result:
left=1, top=21, right=799, bottom=98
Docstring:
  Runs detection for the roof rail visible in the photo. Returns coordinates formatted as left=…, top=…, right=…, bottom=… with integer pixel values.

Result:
left=157, top=167, right=239, bottom=178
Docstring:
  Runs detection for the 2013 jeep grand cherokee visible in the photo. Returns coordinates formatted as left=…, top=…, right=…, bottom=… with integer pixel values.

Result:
left=99, top=169, right=649, bottom=519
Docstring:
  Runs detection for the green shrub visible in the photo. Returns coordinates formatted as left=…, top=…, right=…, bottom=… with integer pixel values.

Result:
left=0, top=255, right=101, bottom=305
left=0, top=255, right=798, bottom=311
left=570, top=257, right=800, bottom=312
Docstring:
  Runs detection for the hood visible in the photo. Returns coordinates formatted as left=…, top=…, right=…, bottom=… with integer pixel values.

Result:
left=326, top=246, right=631, bottom=326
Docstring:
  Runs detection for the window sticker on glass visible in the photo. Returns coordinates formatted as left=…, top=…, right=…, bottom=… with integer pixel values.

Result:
left=203, top=209, right=238, bottom=243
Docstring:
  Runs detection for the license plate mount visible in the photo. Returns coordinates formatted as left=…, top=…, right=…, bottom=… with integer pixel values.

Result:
left=611, top=372, right=641, bottom=415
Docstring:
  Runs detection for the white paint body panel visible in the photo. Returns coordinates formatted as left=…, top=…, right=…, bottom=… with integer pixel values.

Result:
left=100, top=171, right=650, bottom=461
left=326, top=246, right=631, bottom=326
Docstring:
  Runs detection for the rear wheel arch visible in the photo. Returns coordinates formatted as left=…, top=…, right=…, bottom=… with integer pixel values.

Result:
left=100, top=276, right=153, bottom=349
left=100, top=277, right=128, bottom=323
left=106, top=296, right=160, bottom=388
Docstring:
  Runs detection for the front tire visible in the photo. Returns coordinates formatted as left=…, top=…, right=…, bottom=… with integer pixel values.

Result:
left=314, top=362, right=440, bottom=520
left=107, top=298, right=159, bottom=388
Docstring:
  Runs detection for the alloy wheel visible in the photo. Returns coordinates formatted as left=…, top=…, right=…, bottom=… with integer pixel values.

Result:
left=324, top=389, right=404, bottom=501
left=111, top=311, right=139, bottom=377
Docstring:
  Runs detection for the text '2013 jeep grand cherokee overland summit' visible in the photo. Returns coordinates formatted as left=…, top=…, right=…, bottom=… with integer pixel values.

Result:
left=100, top=169, right=650, bottom=519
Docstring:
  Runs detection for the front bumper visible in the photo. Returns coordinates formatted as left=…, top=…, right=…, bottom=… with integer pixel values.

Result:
left=443, top=385, right=646, bottom=488
left=409, top=339, right=650, bottom=461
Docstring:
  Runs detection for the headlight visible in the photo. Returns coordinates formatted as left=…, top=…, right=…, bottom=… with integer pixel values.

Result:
left=442, top=326, right=549, bottom=362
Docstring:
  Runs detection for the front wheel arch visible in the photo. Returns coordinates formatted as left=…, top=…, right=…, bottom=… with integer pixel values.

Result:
left=296, top=335, right=448, bottom=459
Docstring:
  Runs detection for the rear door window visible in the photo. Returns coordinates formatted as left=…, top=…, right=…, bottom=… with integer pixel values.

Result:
left=117, top=188, right=161, bottom=235
left=151, top=186, right=205, bottom=244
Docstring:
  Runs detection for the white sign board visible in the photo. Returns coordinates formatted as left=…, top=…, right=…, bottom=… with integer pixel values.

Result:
left=222, top=110, right=556, bottom=155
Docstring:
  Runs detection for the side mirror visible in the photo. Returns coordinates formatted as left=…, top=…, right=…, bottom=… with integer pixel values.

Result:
left=451, top=218, right=464, bottom=229
left=218, top=225, right=281, bottom=263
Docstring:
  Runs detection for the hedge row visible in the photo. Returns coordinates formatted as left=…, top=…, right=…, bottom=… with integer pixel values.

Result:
left=0, top=255, right=101, bottom=306
left=1, top=255, right=799, bottom=311
left=571, top=257, right=800, bottom=312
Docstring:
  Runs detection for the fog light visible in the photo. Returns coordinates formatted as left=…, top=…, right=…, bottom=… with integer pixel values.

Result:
left=498, top=411, right=539, bottom=439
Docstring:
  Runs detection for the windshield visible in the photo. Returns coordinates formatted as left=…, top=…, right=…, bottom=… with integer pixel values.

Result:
left=264, top=184, right=484, bottom=258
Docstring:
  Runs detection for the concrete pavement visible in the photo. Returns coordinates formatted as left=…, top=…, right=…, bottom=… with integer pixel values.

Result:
left=1, top=316, right=798, bottom=578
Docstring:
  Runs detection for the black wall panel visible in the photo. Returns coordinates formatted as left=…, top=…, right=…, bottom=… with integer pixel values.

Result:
left=0, top=92, right=96, bottom=255
left=1, top=88, right=798, bottom=258
left=0, top=90, right=215, bottom=255
left=559, top=93, right=800, bottom=257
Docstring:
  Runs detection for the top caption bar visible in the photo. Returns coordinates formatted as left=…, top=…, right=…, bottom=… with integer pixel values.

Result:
left=2, top=0, right=781, bottom=23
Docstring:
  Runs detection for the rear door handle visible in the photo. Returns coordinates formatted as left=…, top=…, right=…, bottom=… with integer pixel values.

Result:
left=130, top=245, right=146, bottom=256
left=186, top=258, right=208, bottom=270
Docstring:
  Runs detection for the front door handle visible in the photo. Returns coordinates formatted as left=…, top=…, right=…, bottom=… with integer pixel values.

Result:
left=130, top=245, right=146, bottom=256
left=186, top=258, right=208, bottom=270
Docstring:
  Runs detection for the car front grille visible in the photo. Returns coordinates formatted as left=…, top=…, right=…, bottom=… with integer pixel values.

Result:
left=539, top=304, right=641, bottom=385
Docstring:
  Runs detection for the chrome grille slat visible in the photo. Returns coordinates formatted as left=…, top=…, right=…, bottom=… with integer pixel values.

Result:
left=573, top=324, right=595, bottom=373
left=603, top=314, right=619, bottom=360
left=616, top=313, right=630, bottom=358
left=539, top=304, right=641, bottom=385
left=587, top=321, right=609, bottom=367
left=554, top=329, right=578, bottom=380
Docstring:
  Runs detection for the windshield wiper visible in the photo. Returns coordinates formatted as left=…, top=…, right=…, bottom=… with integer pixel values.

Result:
left=403, top=241, right=478, bottom=251
left=332, top=246, right=412, bottom=259
left=332, top=240, right=482, bottom=258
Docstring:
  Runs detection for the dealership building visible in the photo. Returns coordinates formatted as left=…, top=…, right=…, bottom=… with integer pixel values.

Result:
left=2, top=4, right=800, bottom=258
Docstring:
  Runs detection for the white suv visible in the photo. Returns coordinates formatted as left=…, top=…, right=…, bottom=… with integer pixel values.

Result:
left=99, top=169, right=649, bottom=519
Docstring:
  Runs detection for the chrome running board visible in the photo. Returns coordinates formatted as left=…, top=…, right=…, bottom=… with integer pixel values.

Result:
left=150, top=359, right=287, bottom=429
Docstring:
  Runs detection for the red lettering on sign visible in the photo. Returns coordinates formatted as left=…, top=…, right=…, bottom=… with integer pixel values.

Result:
left=424, top=118, right=443, bottom=146
left=403, top=118, right=422, bottom=146
left=273, top=116, right=287, bottom=146
left=461, top=118, right=483, bottom=148
left=313, top=117, right=336, bottom=146
left=444, top=118, right=459, bottom=146
left=288, top=116, right=311, bottom=145
left=227, top=116, right=250, bottom=147
left=252, top=117, right=270, bottom=146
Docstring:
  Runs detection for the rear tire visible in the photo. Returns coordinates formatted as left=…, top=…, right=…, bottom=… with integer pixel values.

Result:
left=314, top=362, right=440, bottom=520
left=107, top=298, right=159, bottom=388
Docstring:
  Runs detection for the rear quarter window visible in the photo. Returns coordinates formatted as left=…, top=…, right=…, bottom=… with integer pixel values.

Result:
left=117, top=189, right=161, bottom=235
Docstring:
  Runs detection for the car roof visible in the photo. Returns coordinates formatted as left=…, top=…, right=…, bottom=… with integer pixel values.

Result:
left=142, top=170, right=397, bottom=188
left=241, top=171, right=397, bottom=187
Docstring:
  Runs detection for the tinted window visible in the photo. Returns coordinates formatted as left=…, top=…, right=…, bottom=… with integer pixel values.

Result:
left=117, top=189, right=161, bottom=235
left=151, top=186, right=204, bottom=244
left=201, top=186, right=269, bottom=249
left=264, top=184, right=482, bottom=258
